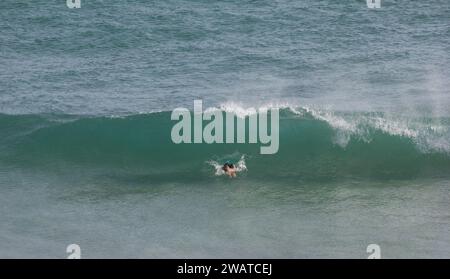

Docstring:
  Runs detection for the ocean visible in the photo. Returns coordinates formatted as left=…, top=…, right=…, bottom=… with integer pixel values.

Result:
left=0, top=0, right=449, bottom=258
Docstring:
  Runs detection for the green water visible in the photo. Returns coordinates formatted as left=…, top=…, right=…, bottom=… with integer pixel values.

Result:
left=1, top=111, right=449, bottom=258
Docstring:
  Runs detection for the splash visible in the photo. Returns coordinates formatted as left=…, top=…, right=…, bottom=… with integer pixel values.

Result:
left=207, top=155, right=248, bottom=176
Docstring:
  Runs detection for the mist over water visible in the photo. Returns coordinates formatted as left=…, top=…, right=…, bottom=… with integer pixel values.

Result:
left=0, top=0, right=449, bottom=258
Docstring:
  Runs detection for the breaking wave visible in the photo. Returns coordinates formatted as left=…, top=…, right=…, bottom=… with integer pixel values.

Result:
left=1, top=105, right=449, bottom=181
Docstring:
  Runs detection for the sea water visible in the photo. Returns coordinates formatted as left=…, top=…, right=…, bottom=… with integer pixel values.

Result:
left=0, top=0, right=449, bottom=258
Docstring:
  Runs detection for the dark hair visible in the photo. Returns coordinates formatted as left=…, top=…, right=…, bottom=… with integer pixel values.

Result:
left=222, top=162, right=235, bottom=171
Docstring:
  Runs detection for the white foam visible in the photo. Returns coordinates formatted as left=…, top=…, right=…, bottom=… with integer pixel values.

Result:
left=183, top=101, right=450, bottom=154
left=207, top=155, right=247, bottom=176
left=217, top=101, right=292, bottom=118
left=299, top=106, right=450, bottom=153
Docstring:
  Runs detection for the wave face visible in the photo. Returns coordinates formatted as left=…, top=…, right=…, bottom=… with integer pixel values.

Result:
left=1, top=107, right=450, bottom=182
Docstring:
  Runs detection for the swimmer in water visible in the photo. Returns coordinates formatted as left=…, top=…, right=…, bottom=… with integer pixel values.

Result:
left=222, top=162, right=236, bottom=178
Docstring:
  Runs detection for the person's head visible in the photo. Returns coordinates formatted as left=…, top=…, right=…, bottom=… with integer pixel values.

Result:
left=222, top=162, right=234, bottom=171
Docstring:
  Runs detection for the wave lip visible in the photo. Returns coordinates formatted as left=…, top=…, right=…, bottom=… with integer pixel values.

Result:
left=201, top=102, right=450, bottom=154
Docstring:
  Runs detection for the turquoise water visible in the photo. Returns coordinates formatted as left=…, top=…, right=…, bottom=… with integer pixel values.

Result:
left=0, top=1, right=449, bottom=258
